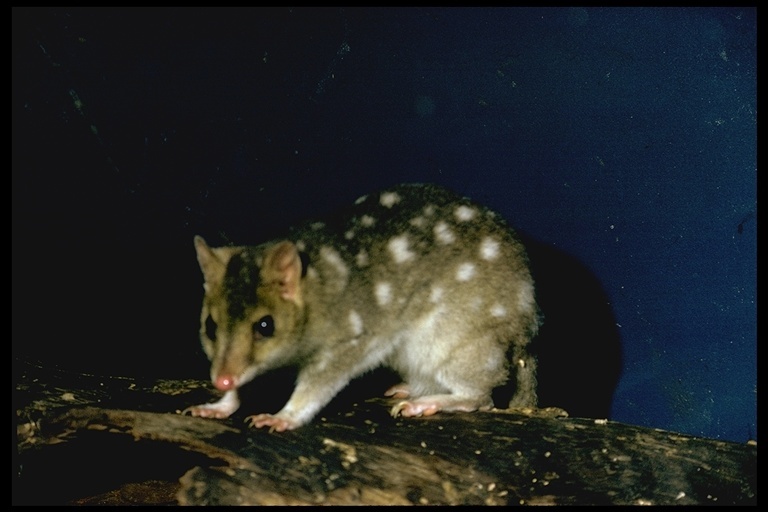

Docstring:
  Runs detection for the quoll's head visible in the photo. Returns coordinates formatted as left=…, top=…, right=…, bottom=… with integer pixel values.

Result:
left=194, top=236, right=306, bottom=391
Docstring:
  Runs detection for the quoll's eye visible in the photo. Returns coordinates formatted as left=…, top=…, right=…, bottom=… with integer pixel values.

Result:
left=205, top=315, right=217, bottom=341
left=253, top=315, right=275, bottom=339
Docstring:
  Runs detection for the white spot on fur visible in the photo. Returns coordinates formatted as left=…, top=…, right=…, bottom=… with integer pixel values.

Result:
left=380, top=191, right=401, bottom=208
left=485, top=354, right=500, bottom=371
left=434, top=221, right=455, bottom=244
left=480, top=237, right=500, bottom=261
left=360, top=214, right=376, bottom=227
left=375, top=282, right=392, bottom=306
left=355, top=249, right=369, bottom=267
left=314, top=352, right=331, bottom=373
left=454, top=205, right=477, bottom=221
left=429, top=286, right=444, bottom=303
left=388, top=235, right=415, bottom=264
left=456, top=262, right=476, bottom=282
left=355, top=194, right=368, bottom=205
left=409, top=216, right=426, bottom=228
left=348, top=310, right=364, bottom=337
left=345, top=229, right=355, bottom=240
left=490, top=304, right=507, bottom=317
left=320, top=246, right=349, bottom=282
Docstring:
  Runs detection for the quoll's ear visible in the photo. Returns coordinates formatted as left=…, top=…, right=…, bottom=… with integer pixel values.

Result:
left=194, top=236, right=217, bottom=277
left=194, top=236, right=231, bottom=287
left=263, top=241, right=303, bottom=304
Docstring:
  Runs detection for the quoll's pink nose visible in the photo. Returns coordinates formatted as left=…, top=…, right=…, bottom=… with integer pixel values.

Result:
left=214, top=375, right=236, bottom=391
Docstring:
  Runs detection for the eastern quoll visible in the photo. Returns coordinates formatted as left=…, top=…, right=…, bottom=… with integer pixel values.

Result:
left=185, top=183, right=540, bottom=431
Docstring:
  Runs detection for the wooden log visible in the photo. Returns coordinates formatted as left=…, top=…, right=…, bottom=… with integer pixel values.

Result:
left=14, top=359, right=756, bottom=506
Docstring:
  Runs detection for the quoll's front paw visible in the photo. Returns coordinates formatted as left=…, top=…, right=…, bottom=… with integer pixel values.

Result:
left=181, top=389, right=240, bottom=419
left=245, top=413, right=299, bottom=432
left=182, top=403, right=233, bottom=419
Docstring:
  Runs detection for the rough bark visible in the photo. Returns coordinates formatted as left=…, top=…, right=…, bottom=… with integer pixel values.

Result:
left=14, top=359, right=756, bottom=506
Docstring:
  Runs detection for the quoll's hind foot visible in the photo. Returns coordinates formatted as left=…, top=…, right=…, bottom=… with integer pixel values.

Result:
left=391, top=394, right=494, bottom=418
left=391, top=400, right=440, bottom=418
left=384, top=383, right=411, bottom=399
left=245, top=413, right=299, bottom=432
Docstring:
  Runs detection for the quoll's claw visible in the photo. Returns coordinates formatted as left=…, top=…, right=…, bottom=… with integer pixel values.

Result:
left=245, top=414, right=297, bottom=432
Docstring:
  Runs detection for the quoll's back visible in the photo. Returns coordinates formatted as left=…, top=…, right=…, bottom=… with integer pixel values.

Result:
left=188, top=183, right=540, bottom=431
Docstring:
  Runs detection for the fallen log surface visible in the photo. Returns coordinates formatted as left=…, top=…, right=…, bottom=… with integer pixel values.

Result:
left=14, top=359, right=756, bottom=506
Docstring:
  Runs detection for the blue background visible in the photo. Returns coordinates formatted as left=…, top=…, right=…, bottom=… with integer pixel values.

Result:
left=13, top=7, right=756, bottom=443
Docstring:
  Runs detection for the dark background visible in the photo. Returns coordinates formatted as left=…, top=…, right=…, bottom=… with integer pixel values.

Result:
left=12, top=7, right=756, bottom=443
